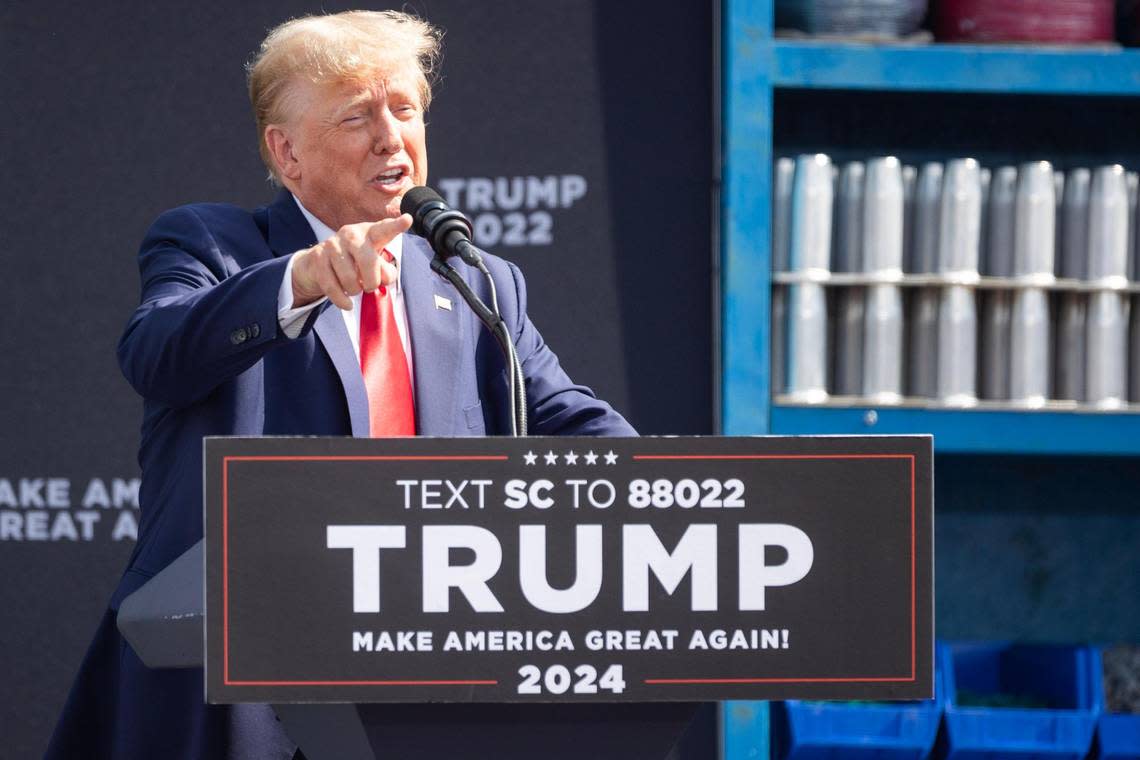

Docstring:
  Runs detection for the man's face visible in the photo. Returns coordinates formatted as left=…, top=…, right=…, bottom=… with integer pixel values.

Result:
left=275, top=70, right=427, bottom=229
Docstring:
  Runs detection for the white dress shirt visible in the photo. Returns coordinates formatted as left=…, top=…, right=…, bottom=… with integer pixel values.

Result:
left=276, top=196, right=415, bottom=393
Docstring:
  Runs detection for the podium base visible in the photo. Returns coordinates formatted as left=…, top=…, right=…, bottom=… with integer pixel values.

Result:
left=274, top=701, right=711, bottom=760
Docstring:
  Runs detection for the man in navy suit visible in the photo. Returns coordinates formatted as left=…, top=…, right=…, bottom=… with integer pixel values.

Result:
left=48, top=10, right=632, bottom=759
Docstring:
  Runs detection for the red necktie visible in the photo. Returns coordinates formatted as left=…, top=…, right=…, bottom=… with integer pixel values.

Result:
left=359, top=251, right=415, bottom=436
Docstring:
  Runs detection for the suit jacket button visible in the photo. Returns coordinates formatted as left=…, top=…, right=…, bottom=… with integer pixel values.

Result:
left=231, top=328, right=247, bottom=345
left=250, top=323, right=261, bottom=338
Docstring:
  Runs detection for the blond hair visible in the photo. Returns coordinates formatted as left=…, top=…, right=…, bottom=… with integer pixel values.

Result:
left=247, top=10, right=442, bottom=182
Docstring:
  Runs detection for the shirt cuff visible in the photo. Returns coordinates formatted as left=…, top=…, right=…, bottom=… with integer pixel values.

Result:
left=277, top=253, right=326, bottom=339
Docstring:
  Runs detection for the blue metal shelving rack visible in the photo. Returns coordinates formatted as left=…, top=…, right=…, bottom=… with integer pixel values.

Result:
left=719, top=2, right=1140, bottom=757
left=772, top=40, right=1140, bottom=94
left=720, top=2, right=1140, bottom=452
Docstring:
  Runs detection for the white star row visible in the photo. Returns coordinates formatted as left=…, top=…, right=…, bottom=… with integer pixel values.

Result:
left=522, top=450, right=619, bottom=466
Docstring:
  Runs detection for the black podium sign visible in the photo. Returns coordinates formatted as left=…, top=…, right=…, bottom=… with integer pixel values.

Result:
left=205, top=435, right=932, bottom=704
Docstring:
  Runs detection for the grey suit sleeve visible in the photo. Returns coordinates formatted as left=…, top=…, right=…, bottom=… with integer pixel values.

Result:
left=502, top=260, right=637, bottom=436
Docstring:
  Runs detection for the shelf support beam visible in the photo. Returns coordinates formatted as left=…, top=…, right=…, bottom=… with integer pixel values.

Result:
left=722, top=0, right=773, bottom=435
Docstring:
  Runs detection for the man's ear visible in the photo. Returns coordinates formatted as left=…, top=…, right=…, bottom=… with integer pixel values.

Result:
left=265, top=125, right=302, bottom=182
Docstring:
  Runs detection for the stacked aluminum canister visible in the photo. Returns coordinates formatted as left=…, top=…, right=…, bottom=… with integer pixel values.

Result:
left=772, top=154, right=1140, bottom=409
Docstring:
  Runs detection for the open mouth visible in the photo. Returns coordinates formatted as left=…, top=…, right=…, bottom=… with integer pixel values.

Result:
left=373, top=167, right=408, bottom=188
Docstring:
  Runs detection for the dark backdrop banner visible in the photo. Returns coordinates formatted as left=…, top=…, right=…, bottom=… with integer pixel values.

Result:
left=1, top=1, right=713, bottom=755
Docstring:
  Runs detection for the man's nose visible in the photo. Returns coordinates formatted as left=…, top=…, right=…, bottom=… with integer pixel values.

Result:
left=371, top=111, right=403, bottom=154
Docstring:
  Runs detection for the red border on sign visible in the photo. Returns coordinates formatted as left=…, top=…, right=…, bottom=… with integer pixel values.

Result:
left=630, top=453, right=917, bottom=686
left=219, top=451, right=919, bottom=689
left=221, top=455, right=507, bottom=687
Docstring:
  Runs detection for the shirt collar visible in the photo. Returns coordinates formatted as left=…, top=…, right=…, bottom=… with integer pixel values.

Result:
left=291, top=195, right=404, bottom=284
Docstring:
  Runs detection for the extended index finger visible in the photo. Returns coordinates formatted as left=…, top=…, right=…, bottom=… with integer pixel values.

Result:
left=366, top=213, right=414, bottom=254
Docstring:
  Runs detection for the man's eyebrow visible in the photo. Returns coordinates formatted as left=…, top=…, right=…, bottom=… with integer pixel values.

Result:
left=330, top=91, right=374, bottom=118
left=384, top=77, right=420, bottom=102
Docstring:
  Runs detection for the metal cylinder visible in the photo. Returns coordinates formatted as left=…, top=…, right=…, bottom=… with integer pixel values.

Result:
left=1055, top=292, right=1087, bottom=402
left=907, top=289, right=940, bottom=398
left=863, top=157, right=905, bottom=276
left=832, top=162, right=864, bottom=273
left=1088, top=165, right=1130, bottom=283
left=1060, top=168, right=1091, bottom=280
left=1053, top=170, right=1065, bottom=278
left=979, top=167, right=992, bottom=270
left=1127, top=171, right=1139, bottom=281
left=789, top=154, right=833, bottom=273
left=832, top=162, right=865, bottom=396
left=910, top=163, right=942, bottom=274
left=862, top=158, right=904, bottom=402
left=864, top=285, right=904, bottom=402
left=786, top=284, right=830, bottom=402
left=773, top=157, right=795, bottom=273
left=832, top=287, right=864, bottom=396
left=902, top=164, right=917, bottom=270
left=937, top=285, right=978, bottom=405
left=786, top=154, right=833, bottom=402
left=1086, top=291, right=1130, bottom=408
left=938, top=158, right=982, bottom=277
left=1131, top=295, right=1140, bottom=403
left=770, top=157, right=795, bottom=396
left=1014, top=161, right=1056, bottom=279
left=984, top=167, right=1018, bottom=278
left=1009, top=289, right=1051, bottom=406
left=1133, top=172, right=1140, bottom=284
left=771, top=287, right=787, bottom=396
left=979, top=291, right=1012, bottom=400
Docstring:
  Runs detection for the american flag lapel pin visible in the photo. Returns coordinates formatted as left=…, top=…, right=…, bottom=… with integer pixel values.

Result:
left=434, top=294, right=453, bottom=311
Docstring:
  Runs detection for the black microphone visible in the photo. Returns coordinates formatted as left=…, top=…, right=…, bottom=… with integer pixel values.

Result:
left=400, top=186, right=482, bottom=266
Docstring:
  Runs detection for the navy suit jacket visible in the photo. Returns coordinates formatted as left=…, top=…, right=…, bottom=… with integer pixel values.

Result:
left=48, top=189, right=634, bottom=760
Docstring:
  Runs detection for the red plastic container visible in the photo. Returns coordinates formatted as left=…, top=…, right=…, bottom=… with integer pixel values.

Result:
left=934, top=0, right=1116, bottom=44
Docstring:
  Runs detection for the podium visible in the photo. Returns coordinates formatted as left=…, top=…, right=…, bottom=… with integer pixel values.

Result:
left=117, top=435, right=932, bottom=759
left=117, top=539, right=708, bottom=759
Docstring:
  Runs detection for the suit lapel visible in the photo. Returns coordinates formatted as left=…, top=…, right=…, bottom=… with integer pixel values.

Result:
left=264, top=190, right=371, bottom=437
left=314, top=307, right=371, bottom=437
left=401, top=236, right=464, bottom=435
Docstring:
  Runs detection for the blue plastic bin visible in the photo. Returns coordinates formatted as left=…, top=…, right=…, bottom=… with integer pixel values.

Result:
left=771, top=688, right=940, bottom=760
left=1097, top=714, right=1140, bottom=760
left=1092, top=647, right=1140, bottom=760
left=934, top=642, right=1099, bottom=760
